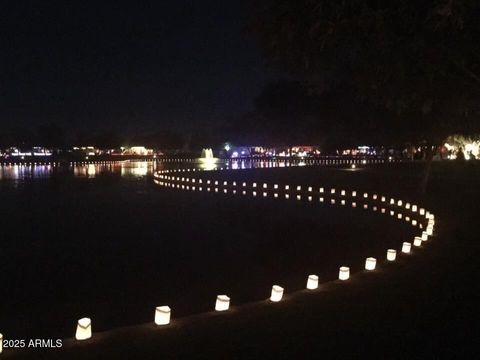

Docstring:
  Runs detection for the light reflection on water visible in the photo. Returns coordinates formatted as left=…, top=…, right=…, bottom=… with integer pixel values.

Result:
left=0, top=161, right=156, bottom=181
left=0, top=159, right=301, bottom=183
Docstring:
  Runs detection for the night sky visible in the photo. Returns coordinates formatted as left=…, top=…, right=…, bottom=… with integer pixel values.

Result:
left=0, top=1, right=270, bottom=137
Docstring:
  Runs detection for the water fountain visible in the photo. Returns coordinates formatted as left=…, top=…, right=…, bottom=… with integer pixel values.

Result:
left=199, top=148, right=217, bottom=170
left=201, top=148, right=214, bottom=159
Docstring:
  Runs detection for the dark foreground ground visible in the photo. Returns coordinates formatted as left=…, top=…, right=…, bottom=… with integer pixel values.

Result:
left=4, top=161, right=480, bottom=359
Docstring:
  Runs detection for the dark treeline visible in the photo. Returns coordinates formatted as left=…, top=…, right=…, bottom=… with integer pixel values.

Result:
left=239, top=0, right=480, bottom=147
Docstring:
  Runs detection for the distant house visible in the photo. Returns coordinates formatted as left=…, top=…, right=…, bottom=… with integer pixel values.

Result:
left=122, top=146, right=153, bottom=156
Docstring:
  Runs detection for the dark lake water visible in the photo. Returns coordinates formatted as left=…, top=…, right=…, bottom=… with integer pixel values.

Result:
left=0, top=160, right=415, bottom=339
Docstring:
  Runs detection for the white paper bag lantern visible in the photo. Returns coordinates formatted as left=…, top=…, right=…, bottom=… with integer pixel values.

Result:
left=397, top=200, right=402, bottom=206
left=297, top=186, right=302, bottom=191
left=381, top=196, right=386, bottom=202
left=215, top=295, right=230, bottom=311
left=352, top=191, right=357, bottom=197
left=365, top=257, right=376, bottom=270
left=75, top=317, right=92, bottom=340
left=285, top=185, right=290, bottom=190
left=253, top=182, right=257, bottom=188
left=419, top=208, right=425, bottom=215
left=401, top=242, right=411, bottom=253
left=412, top=220, right=417, bottom=226
left=426, top=227, right=433, bottom=236
left=387, top=249, right=397, bottom=261
left=352, top=202, right=357, bottom=208
left=397, top=213, right=402, bottom=219
left=341, top=190, right=346, bottom=196
left=413, top=237, right=422, bottom=247
left=331, top=188, right=336, bottom=194
left=0, top=333, right=2, bottom=354
left=412, top=205, right=417, bottom=212
left=274, top=184, right=278, bottom=189
left=421, top=232, right=428, bottom=241
left=263, top=183, right=267, bottom=189
left=270, top=285, right=284, bottom=302
left=339, top=266, right=350, bottom=280
left=363, top=193, right=368, bottom=198
left=306, top=274, right=319, bottom=290
left=319, top=187, right=324, bottom=193
left=155, top=306, right=171, bottom=325
left=373, top=194, right=378, bottom=200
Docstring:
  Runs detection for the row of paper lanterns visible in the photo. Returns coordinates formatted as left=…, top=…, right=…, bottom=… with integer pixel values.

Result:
left=0, top=160, right=151, bottom=168
left=70, top=233, right=434, bottom=342
left=2, top=164, right=434, bottom=350
left=73, top=168, right=432, bottom=342
left=156, top=173, right=429, bottom=221
left=161, top=158, right=392, bottom=164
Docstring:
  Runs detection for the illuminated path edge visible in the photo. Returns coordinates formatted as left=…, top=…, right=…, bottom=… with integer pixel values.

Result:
left=0, top=158, right=437, bottom=356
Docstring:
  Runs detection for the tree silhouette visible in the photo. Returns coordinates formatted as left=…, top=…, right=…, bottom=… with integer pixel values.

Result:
left=252, top=0, right=480, bottom=144
left=251, top=0, right=480, bottom=191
